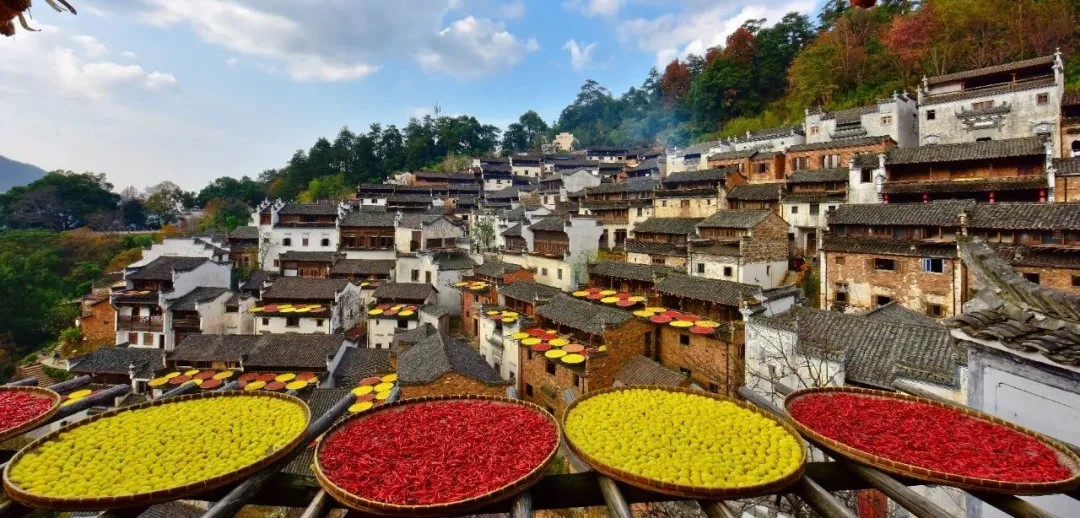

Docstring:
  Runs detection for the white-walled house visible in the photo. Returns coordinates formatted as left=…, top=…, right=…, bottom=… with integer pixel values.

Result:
left=394, top=214, right=465, bottom=255
left=130, top=236, right=229, bottom=268
left=689, top=210, right=789, bottom=289
left=366, top=283, right=441, bottom=349
left=255, top=201, right=346, bottom=271
left=517, top=214, right=603, bottom=291
left=254, top=277, right=362, bottom=335
left=395, top=251, right=476, bottom=317
left=725, top=126, right=806, bottom=153
left=804, top=93, right=919, bottom=148
left=476, top=306, right=523, bottom=382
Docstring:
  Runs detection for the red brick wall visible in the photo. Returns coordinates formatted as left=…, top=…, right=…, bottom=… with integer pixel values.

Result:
left=824, top=251, right=961, bottom=317
left=1009, top=265, right=1080, bottom=295
left=657, top=324, right=744, bottom=396
left=785, top=140, right=894, bottom=176
left=80, top=301, right=115, bottom=348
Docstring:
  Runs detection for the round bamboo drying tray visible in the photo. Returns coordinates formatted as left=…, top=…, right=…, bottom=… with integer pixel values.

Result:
left=784, top=386, right=1080, bottom=495
left=562, top=386, right=806, bottom=500
left=2, top=390, right=311, bottom=511
left=314, top=394, right=561, bottom=517
left=0, top=386, right=61, bottom=442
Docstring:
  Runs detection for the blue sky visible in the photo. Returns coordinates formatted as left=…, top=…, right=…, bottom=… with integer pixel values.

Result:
left=1, top=0, right=822, bottom=190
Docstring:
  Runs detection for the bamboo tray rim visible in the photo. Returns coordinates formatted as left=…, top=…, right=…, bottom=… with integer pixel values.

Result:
left=2, top=390, right=311, bottom=511
left=314, top=394, right=562, bottom=517
left=0, top=386, right=62, bottom=443
left=783, top=386, right=1080, bottom=495
left=561, top=385, right=807, bottom=500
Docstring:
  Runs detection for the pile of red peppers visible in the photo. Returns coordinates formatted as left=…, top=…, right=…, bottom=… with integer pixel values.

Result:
left=788, top=393, right=1072, bottom=483
left=0, top=391, right=52, bottom=432
left=319, top=400, right=557, bottom=505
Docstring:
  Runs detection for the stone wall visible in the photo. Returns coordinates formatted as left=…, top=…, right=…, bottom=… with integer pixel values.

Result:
left=744, top=213, right=790, bottom=264
left=657, top=324, right=743, bottom=396
left=652, top=196, right=722, bottom=218
left=1003, top=265, right=1080, bottom=296
left=79, top=301, right=116, bottom=348
left=785, top=140, right=894, bottom=175
left=823, top=250, right=962, bottom=317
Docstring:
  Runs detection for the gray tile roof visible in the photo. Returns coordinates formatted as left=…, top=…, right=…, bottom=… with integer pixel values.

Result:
left=615, top=355, right=688, bottom=387
left=738, top=125, right=804, bottom=141
left=529, top=217, right=566, bottom=232
left=391, top=323, right=438, bottom=352
left=536, top=293, right=632, bottom=336
left=1054, top=158, right=1080, bottom=176
left=339, top=211, right=397, bottom=227
left=334, top=347, right=393, bottom=386
left=663, top=169, right=729, bottom=184
left=861, top=302, right=942, bottom=327
left=625, top=241, right=679, bottom=256
left=431, top=251, right=477, bottom=271
left=708, top=149, right=758, bottom=161
left=927, top=55, right=1055, bottom=85
left=820, top=236, right=958, bottom=258
left=590, top=261, right=675, bottom=283
left=421, top=304, right=449, bottom=318
left=283, top=388, right=352, bottom=477
left=167, top=287, right=232, bottom=312
left=501, top=223, right=523, bottom=237
left=279, top=251, right=340, bottom=263
left=827, top=200, right=973, bottom=226
left=262, top=277, right=351, bottom=301
left=170, top=334, right=346, bottom=370
left=474, top=260, right=523, bottom=278
left=241, top=271, right=277, bottom=293
left=70, top=345, right=166, bottom=380
left=852, top=153, right=881, bottom=169
left=828, top=104, right=879, bottom=124
left=886, top=137, right=1045, bottom=165
left=758, top=306, right=959, bottom=389
left=373, top=283, right=435, bottom=301
left=279, top=203, right=339, bottom=216
left=923, top=77, right=1057, bottom=105
left=584, top=177, right=659, bottom=195
left=967, top=203, right=1080, bottom=231
left=633, top=217, right=704, bottom=235
left=398, top=214, right=444, bottom=229
left=398, top=333, right=504, bottom=386
left=329, top=259, right=395, bottom=276
left=698, top=209, right=771, bottom=229
left=787, top=168, right=848, bottom=184
left=127, top=256, right=210, bottom=281
left=229, top=226, right=259, bottom=240
left=655, top=273, right=759, bottom=307
left=786, top=136, right=891, bottom=153
left=499, top=281, right=561, bottom=304
left=679, top=140, right=724, bottom=157
left=725, top=184, right=782, bottom=202
left=782, top=192, right=847, bottom=204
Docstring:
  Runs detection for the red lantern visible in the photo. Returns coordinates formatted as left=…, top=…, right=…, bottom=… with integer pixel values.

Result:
left=850, top=0, right=876, bottom=8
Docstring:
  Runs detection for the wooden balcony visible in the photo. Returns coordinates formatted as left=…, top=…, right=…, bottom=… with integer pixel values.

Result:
left=116, top=315, right=163, bottom=332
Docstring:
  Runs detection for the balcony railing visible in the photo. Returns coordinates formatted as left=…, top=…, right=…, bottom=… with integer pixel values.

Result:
left=116, top=315, right=164, bottom=332
left=171, top=317, right=201, bottom=330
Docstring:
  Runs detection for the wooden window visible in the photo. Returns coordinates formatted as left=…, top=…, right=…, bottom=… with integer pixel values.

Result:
left=835, top=291, right=848, bottom=304
left=881, top=115, right=892, bottom=125
left=835, top=255, right=845, bottom=265
left=790, top=206, right=798, bottom=214
left=874, top=258, right=896, bottom=271
left=397, top=319, right=409, bottom=328
left=926, top=110, right=936, bottom=120
left=1023, top=272, right=1041, bottom=284
left=696, top=263, right=705, bottom=274
left=128, top=332, right=138, bottom=344
left=546, top=362, right=556, bottom=375
left=321, top=238, right=330, bottom=246
left=680, top=334, right=690, bottom=346
left=1036, top=93, right=1049, bottom=105
left=757, top=163, right=768, bottom=174
left=302, top=234, right=310, bottom=246
left=972, top=100, right=994, bottom=111
left=557, top=269, right=563, bottom=280
left=875, top=295, right=893, bottom=306
left=680, top=200, right=690, bottom=209
left=861, top=168, right=873, bottom=183
left=425, top=271, right=432, bottom=284
left=286, top=317, right=300, bottom=327
left=926, top=304, right=944, bottom=318
left=809, top=126, right=819, bottom=135
left=411, top=269, right=420, bottom=281
left=573, top=373, right=581, bottom=388
left=708, top=383, right=719, bottom=393
left=281, top=238, right=292, bottom=246
left=723, top=266, right=733, bottom=277
left=143, top=333, right=153, bottom=345
left=809, top=204, right=819, bottom=216
left=525, top=383, right=533, bottom=397
left=261, top=317, right=269, bottom=326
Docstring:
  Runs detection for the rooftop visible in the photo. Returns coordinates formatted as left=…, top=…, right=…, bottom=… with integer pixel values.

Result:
left=725, top=184, right=783, bottom=202
left=499, top=280, right=562, bottom=304
left=590, top=261, right=675, bottom=283
left=926, top=54, right=1055, bottom=85
left=334, top=347, right=392, bottom=387
left=584, top=177, right=659, bottom=195
left=339, top=211, right=397, bottom=227
left=827, top=200, right=973, bottom=227
left=328, top=259, right=395, bottom=276
left=166, top=287, right=232, bottom=312
left=262, top=277, right=351, bottom=301
left=372, top=282, right=435, bottom=301
left=278, top=202, right=339, bottom=216
left=398, top=333, right=505, bottom=386
left=170, top=334, right=346, bottom=370
left=69, top=345, right=166, bottom=380
left=886, top=137, right=1045, bottom=165
left=127, top=256, right=210, bottom=281
left=698, top=209, right=772, bottom=229
left=614, top=355, right=688, bottom=387
left=633, top=217, right=704, bottom=235
left=474, top=260, right=523, bottom=278
left=535, top=293, right=632, bottom=336
left=662, top=168, right=730, bottom=185
left=786, top=136, right=892, bottom=153
left=787, top=168, right=849, bottom=184
left=655, top=273, right=758, bottom=307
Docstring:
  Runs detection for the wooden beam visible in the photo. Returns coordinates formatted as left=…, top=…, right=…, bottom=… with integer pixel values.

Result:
left=45, top=375, right=92, bottom=393
left=3, top=378, right=37, bottom=388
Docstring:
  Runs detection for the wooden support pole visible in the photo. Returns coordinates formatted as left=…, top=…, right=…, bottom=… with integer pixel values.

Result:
left=3, top=378, right=36, bottom=388
left=699, top=500, right=737, bottom=518
left=298, top=489, right=331, bottom=518
left=969, top=492, right=1058, bottom=518
left=45, top=375, right=92, bottom=393
left=792, top=477, right=858, bottom=518
left=561, top=390, right=632, bottom=518
left=505, top=386, right=532, bottom=518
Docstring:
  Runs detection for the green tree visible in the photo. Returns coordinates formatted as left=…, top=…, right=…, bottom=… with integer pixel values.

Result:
left=0, top=171, right=120, bottom=231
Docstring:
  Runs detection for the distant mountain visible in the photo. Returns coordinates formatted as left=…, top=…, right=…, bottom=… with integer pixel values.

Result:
left=0, top=155, right=46, bottom=192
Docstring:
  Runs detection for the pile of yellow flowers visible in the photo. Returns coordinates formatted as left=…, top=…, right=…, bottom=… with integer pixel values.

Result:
left=8, top=395, right=308, bottom=499
left=565, top=389, right=803, bottom=489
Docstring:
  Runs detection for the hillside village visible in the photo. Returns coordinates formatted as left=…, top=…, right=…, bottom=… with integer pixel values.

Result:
left=7, top=52, right=1080, bottom=516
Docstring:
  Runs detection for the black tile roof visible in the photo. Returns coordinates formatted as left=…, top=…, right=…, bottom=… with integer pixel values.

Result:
left=501, top=223, right=523, bottom=237
left=967, top=203, right=1080, bottom=231
left=127, top=257, right=210, bottom=281
left=584, top=177, right=659, bottom=195
left=615, top=355, right=688, bottom=387
left=431, top=251, right=477, bottom=271
left=398, top=333, right=504, bottom=386
left=241, top=271, right=277, bottom=293
left=279, top=203, right=339, bottom=216
left=262, top=277, right=351, bottom=301
left=725, top=184, right=782, bottom=201
left=229, top=226, right=259, bottom=240
left=399, top=213, right=447, bottom=229
left=329, top=259, right=395, bottom=276
left=759, top=306, right=959, bottom=389
left=279, top=251, right=340, bottom=263
left=529, top=217, right=566, bottom=232
left=474, top=260, right=523, bottom=278
left=821, top=236, right=959, bottom=258
left=339, top=211, right=397, bottom=227
left=372, top=282, right=435, bottom=301
left=862, top=302, right=942, bottom=328
left=786, top=136, right=892, bottom=153
left=391, top=323, right=438, bottom=352
left=625, top=241, right=680, bottom=256
left=662, top=168, right=729, bottom=185
left=788, top=168, right=848, bottom=184
left=633, top=217, right=704, bottom=235
left=170, top=334, right=346, bottom=370
left=708, top=149, right=758, bottom=161
left=334, top=347, right=392, bottom=387
left=656, top=273, right=758, bottom=307
left=927, top=55, right=1055, bottom=85
left=922, top=77, right=1057, bottom=105
left=881, top=176, right=1047, bottom=194
left=852, top=153, right=882, bottom=169
left=887, top=137, right=1044, bottom=165
left=1054, top=158, right=1080, bottom=177
left=70, top=345, right=166, bottom=380
left=499, top=280, right=561, bottom=304
left=782, top=192, right=847, bottom=204
left=590, top=261, right=675, bottom=283
left=536, top=293, right=632, bottom=336
left=283, top=388, right=352, bottom=477
left=167, top=287, right=232, bottom=312
left=737, top=125, right=804, bottom=141
left=698, top=209, right=771, bottom=229
left=827, top=200, right=973, bottom=226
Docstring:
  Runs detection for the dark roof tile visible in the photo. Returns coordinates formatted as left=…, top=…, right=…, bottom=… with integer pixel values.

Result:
left=786, top=136, right=891, bottom=153
left=398, top=333, right=505, bottom=386
left=584, top=177, right=658, bottom=195
left=329, top=259, right=395, bottom=276
left=662, top=169, right=729, bottom=184
left=967, top=203, right=1080, bottom=231
left=474, top=260, right=523, bottom=278
left=499, top=281, right=561, bottom=304
left=927, top=55, right=1055, bottom=85
left=339, top=211, right=397, bottom=227
left=827, top=200, right=973, bottom=226
left=615, top=355, right=688, bottom=387
left=1054, top=158, right=1080, bottom=177
left=725, top=184, right=782, bottom=201
left=788, top=168, right=848, bottom=184
left=262, top=277, right=351, bottom=301
left=279, top=203, right=339, bottom=216
left=335, top=347, right=392, bottom=386
left=166, top=287, right=232, bottom=312
left=70, top=345, right=165, bottom=379
left=887, top=137, right=1045, bottom=165
left=633, top=217, right=704, bottom=235
left=127, top=257, right=210, bottom=281
left=698, top=209, right=771, bottom=229
left=535, top=294, right=632, bottom=335
left=656, top=273, right=758, bottom=307
left=372, top=282, right=435, bottom=301
left=590, top=261, right=675, bottom=283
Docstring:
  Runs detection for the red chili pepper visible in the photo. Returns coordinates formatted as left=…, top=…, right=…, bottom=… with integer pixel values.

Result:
left=319, top=401, right=557, bottom=505
left=788, top=393, right=1072, bottom=483
left=0, top=391, right=53, bottom=432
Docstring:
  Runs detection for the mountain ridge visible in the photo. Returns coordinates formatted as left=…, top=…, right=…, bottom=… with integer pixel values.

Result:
left=0, top=155, right=46, bottom=192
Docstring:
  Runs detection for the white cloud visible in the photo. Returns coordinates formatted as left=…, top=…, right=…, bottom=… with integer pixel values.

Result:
left=0, top=25, right=177, bottom=101
left=499, top=1, right=525, bottom=19
left=71, top=34, right=108, bottom=57
left=617, top=1, right=818, bottom=66
left=563, top=39, right=596, bottom=70
left=121, top=50, right=138, bottom=59
left=225, top=57, right=239, bottom=67
left=416, top=16, right=538, bottom=78
left=565, top=0, right=623, bottom=17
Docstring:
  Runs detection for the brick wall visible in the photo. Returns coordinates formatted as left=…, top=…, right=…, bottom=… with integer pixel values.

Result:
left=823, top=251, right=961, bottom=317
left=400, top=373, right=508, bottom=399
left=80, top=300, right=116, bottom=348
left=747, top=154, right=786, bottom=184
left=657, top=324, right=744, bottom=396
left=785, top=140, right=894, bottom=175
left=652, top=196, right=722, bottom=218
left=743, top=213, right=790, bottom=263
left=1056, top=176, right=1080, bottom=202
left=1010, top=265, right=1080, bottom=295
